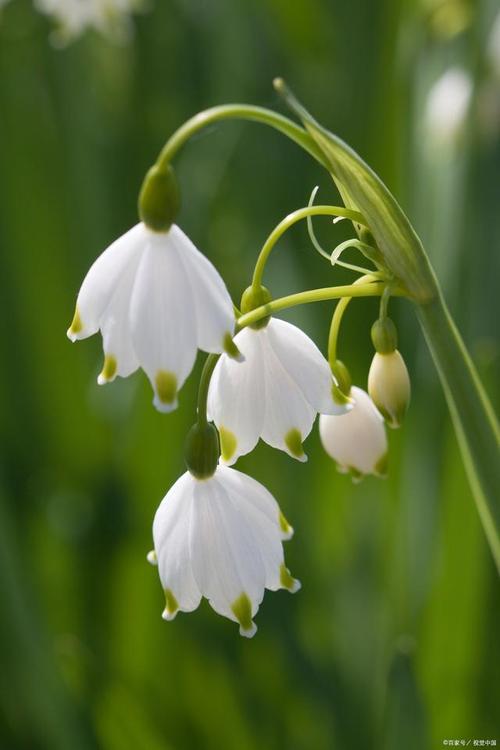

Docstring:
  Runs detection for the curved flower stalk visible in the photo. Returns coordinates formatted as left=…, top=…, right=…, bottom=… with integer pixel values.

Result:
left=319, top=387, right=388, bottom=481
left=208, top=317, right=349, bottom=464
left=149, top=464, right=299, bottom=637
left=67, top=222, right=236, bottom=412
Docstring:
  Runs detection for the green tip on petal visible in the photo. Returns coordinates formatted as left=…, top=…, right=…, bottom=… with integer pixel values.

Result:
left=67, top=307, right=82, bottom=341
left=285, top=428, right=307, bottom=462
left=162, top=588, right=179, bottom=621
left=223, top=332, right=244, bottom=362
left=348, top=466, right=364, bottom=484
left=280, top=564, right=301, bottom=593
left=231, top=592, right=257, bottom=638
left=146, top=550, right=157, bottom=566
left=98, top=354, right=117, bottom=384
left=219, top=425, right=237, bottom=463
left=279, top=511, right=294, bottom=539
left=374, top=453, right=389, bottom=478
left=154, top=370, right=178, bottom=411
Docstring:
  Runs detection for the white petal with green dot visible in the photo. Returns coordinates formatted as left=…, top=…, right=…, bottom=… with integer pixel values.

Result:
left=67, top=222, right=144, bottom=341
left=152, top=471, right=202, bottom=615
left=319, top=386, right=388, bottom=477
left=129, top=229, right=198, bottom=411
left=259, top=329, right=314, bottom=460
left=208, top=319, right=337, bottom=463
left=151, top=465, right=299, bottom=636
left=266, top=318, right=348, bottom=415
left=207, top=328, right=265, bottom=464
left=171, top=224, right=236, bottom=354
left=97, top=253, right=140, bottom=383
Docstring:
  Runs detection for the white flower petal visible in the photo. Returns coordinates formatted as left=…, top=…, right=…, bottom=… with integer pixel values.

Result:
left=129, top=231, right=197, bottom=412
left=266, top=318, right=345, bottom=415
left=68, top=223, right=144, bottom=341
left=207, top=328, right=265, bottom=464
left=171, top=225, right=235, bottom=353
left=216, top=464, right=293, bottom=542
left=97, top=256, right=140, bottom=383
left=153, top=473, right=202, bottom=617
left=189, top=476, right=266, bottom=628
left=260, top=332, right=315, bottom=461
left=319, top=386, right=387, bottom=477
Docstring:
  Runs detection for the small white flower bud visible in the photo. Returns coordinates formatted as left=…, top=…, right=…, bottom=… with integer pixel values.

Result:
left=319, top=387, right=388, bottom=480
left=368, top=350, right=411, bottom=429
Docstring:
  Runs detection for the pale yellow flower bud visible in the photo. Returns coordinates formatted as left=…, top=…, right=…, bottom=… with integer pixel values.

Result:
left=368, top=350, right=411, bottom=429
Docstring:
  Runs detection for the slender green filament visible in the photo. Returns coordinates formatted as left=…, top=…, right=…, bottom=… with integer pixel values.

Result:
left=251, top=205, right=367, bottom=291
left=328, top=274, right=380, bottom=369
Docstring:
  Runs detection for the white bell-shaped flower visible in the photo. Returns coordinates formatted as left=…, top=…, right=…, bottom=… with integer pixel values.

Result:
left=319, top=386, right=388, bottom=480
left=207, top=318, right=349, bottom=465
left=149, top=465, right=300, bottom=637
left=67, top=222, right=235, bottom=412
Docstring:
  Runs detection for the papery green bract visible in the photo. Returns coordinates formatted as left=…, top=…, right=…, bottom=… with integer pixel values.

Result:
left=274, top=79, right=437, bottom=303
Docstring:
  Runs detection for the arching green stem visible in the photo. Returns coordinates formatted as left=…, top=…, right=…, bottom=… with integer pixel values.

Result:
left=251, top=205, right=367, bottom=291
left=327, top=274, right=380, bottom=368
left=238, top=281, right=401, bottom=329
left=195, top=281, right=403, bottom=425
left=196, top=353, right=219, bottom=427
left=155, top=105, right=329, bottom=171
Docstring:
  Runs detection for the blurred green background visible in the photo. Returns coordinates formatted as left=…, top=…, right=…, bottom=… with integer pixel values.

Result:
left=0, top=0, right=499, bottom=748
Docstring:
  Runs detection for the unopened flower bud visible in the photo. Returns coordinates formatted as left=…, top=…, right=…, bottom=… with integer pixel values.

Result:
left=368, top=350, right=411, bottom=429
left=240, top=285, right=272, bottom=330
left=371, top=317, right=398, bottom=354
left=184, top=422, right=220, bottom=479
left=139, top=163, right=180, bottom=232
left=319, top=387, right=388, bottom=480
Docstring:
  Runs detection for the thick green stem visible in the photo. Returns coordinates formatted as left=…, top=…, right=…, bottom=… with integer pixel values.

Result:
left=238, top=281, right=400, bottom=329
left=417, top=293, right=500, bottom=570
left=156, top=105, right=329, bottom=170
left=251, top=205, right=366, bottom=290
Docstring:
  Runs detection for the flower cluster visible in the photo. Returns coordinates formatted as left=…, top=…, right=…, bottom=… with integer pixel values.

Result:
left=68, top=154, right=411, bottom=636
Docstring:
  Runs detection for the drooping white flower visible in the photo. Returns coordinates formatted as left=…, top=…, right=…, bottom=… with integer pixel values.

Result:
left=207, top=318, right=349, bottom=465
left=34, top=0, right=146, bottom=43
left=319, top=386, right=388, bottom=480
left=424, top=67, right=472, bottom=146
left=149, top=465, right=300, bottom=637
left=67, top=222, right=235, bottom=412
left=368, top=350, right=411, bottom=429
